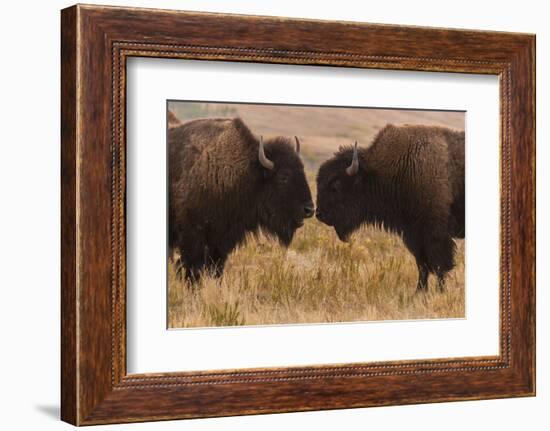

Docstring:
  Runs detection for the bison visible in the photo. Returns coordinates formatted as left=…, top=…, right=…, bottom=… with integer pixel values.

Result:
left=315, top=124, right=465, bottom=292
left=169, top=117, right=314, bottom=282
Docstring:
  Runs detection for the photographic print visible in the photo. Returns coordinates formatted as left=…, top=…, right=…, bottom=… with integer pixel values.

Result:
left=61, top=6, right=536, bottom=423
left=167, top=101, right=465, bottom=328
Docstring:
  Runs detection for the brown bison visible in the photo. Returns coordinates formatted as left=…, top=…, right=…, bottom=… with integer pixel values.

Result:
left=169, top=117, right=314, bottom=281
left=316, top=124, right=465, bottom=292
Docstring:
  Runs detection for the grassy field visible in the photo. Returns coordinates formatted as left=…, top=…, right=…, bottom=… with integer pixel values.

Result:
left=167, top=102, right=465, bottom=328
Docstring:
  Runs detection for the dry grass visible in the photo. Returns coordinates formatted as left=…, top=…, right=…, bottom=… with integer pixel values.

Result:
left=167, top=102, right=465, bottom=328
left=168, top=218, right=465, bottom=328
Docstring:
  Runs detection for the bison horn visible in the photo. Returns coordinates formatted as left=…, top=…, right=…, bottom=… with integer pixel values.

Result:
left=258, top=136, right=274, bottom=170
left=346, top=141, right=359, bottom=176
left=294, top=136, right=301, bottom=154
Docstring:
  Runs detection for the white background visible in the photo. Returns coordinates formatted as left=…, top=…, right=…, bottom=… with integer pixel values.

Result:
left=127, top=59, right=500, bottom=373
left=0, top=0, right=546, bottom=430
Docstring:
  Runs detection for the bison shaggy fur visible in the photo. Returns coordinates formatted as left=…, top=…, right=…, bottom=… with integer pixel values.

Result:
left=168, top=110, right=182, bottom=129
left=169, top=117, right=314, bottom=282
left=316, top=124, right=465, bottom=292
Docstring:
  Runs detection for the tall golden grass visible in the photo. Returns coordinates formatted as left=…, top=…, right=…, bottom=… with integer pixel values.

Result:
left=168, top=220, right=465, bottom=328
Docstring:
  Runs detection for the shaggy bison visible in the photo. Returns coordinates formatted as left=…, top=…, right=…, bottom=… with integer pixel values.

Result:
left=316, top=124, right=465, bottom=292
left=169, top=117, right=314, bottom=282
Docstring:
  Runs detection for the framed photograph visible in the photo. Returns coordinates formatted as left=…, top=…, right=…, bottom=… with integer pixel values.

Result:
left=61, top=4, right=535, bottom=425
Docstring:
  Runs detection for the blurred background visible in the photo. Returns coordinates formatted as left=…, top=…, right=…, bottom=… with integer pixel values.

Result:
left=169, top=101, right=464, bottom=173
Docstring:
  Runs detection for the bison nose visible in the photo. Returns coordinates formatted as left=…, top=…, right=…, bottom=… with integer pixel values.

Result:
left=315, top=209, right=324, bottom=221
left=304, top=204, right=315, bottom=218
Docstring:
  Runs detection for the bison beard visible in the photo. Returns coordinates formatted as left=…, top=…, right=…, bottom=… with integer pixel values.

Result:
left=168, top=117, right=313, bottom=283
left=316, top=124, right=465, bottom=292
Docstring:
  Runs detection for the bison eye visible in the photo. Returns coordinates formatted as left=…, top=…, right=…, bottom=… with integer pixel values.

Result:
left=277, top=172, right=291, bottom=185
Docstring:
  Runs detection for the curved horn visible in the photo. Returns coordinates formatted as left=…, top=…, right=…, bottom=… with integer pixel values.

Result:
left=258, top=136, right=274, bottom=170
left=346, top=141, right=359, bottom=176
left=294, top=136, right=301, bottom=154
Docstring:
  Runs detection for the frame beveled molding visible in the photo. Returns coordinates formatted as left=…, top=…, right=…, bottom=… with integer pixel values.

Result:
left=61, top=4, right=535, bottom=425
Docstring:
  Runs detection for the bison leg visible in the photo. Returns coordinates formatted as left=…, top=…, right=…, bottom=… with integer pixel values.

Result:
left=426, top=235, right=456, bottom=293
left=183, top=247, right=229, bottom=281
left=174, top=256, right=185, bottom=279
left=403, top=232, right=430, bottom=292
left=178, top=253, right=207, bottom=283
left=404, top=230, right=455, bottom=293
left=173, top=254, right=202, bottom=283
left=416, top=263, right=429, bottom=292
left=207, top=251, right=228, bottom=278
left=178, top=239, right=210, bottom=284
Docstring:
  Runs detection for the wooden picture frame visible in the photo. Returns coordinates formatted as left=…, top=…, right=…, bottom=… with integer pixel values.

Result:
left=61, top=4, right=535, bottom=425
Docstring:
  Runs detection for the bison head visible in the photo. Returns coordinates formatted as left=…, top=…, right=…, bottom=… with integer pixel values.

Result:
left=316, top=142, right=368, bottom=241
left=256, top=136, right=314, bottom=246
